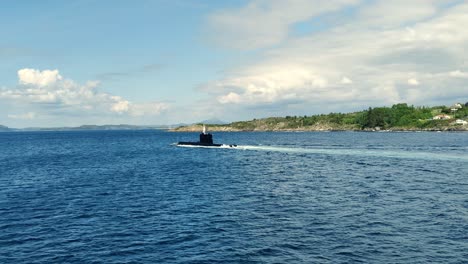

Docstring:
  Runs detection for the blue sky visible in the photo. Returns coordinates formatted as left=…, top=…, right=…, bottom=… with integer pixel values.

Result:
left=1, top=1, right=229, bottom=99
left=1, top=0, right=467, bottom=127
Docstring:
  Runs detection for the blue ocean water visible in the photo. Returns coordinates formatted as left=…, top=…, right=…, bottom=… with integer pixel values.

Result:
left=0, top=130, right=467, bottom=263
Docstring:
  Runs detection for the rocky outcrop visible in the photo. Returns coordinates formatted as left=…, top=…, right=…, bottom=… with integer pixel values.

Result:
left=171, top=123, right=468, bottom=132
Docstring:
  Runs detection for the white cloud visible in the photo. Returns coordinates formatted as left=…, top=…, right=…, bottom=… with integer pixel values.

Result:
left=18, top=68, right=62, bottom=87
left=8, top=112, right=36, bottom=120
left=356, top=0, right=439, bottom=29
left=449, top=70, right=468, bottom=78
left=110, top=98, right=168, bottom=116
left=207, top=0, right=361, bottom=50
left=111, top=99, right=130, bottom=113
left=202, top=1, right=468, bottom=111
left=341, top=77, right=353, bottom=84
left=209, top=64, right=334, bottom=105
left=1, top=68, right=169, bottom=118
left=408, top=78, right=420, bottom=86
left=218, top=92, right=241, bottom=104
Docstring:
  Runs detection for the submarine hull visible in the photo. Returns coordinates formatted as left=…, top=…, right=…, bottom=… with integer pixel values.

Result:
left=176, top=142, right=237, bottom=148
left=177, top=141, right=222, bottom=147
left=176, top=126, right=237, bottom=148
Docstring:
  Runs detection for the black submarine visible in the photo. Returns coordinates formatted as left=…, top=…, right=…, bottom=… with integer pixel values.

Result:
left=177, top=125, right=237, bottom=148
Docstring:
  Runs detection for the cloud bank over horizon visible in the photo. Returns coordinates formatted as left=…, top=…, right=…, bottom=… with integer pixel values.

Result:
left=0, top=68, right=168, bottom=126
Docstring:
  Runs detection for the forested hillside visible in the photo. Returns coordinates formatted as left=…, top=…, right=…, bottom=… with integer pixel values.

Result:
left=174, top=102, right=468, bottom=131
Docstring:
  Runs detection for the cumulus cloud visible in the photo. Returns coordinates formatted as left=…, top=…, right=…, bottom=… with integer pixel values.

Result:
left=202, top=0, right=468, bottom=111
left=207, top=64, right=334, bottom=105
left=341, top=77, right=353, bottom=84
left=110, top=97, right=130, bottom=113
left=1, top=68, right=168, bottom=118
left=407, top=78, right=420, bottom=86
left=218, top=92, right=242, bottom=104
left=18, top=68, right=62, bottom=87
left=449, top=70, right=468, bottom=78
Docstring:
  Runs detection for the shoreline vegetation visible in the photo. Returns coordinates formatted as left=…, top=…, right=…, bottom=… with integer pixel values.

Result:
left=172, top=103, right=468, bottom=132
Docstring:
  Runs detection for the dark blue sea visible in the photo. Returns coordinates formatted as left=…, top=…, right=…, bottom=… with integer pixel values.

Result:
left=1, top=130, right=467, bottom=263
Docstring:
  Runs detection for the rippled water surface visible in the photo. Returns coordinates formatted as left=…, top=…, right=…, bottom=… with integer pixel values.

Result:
left=1, top=131, right=467, bottom=263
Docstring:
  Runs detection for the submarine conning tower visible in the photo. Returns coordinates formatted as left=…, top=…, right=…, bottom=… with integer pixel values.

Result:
left=199, top=125, right=213, bottom=144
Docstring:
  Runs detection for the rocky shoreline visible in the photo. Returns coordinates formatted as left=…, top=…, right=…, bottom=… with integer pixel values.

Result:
left=171, top=124, right=468, bottom=132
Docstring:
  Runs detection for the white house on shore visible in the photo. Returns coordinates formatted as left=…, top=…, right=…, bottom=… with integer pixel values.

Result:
left=455, top=119, right=468, bottom=125
left=450, top=103, right=463, bottom=112
left=433, top=114, right=452, bottom=120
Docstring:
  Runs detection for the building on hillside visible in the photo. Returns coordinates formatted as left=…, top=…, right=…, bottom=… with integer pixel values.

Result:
left=451, top=103, right=463, bottom=112
left=433, top=114, right=452, bottom=120
left=455, top=119, right=468, bottom=125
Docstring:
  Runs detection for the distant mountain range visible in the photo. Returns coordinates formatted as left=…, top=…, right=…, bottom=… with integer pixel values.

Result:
left=0, top=125, right=13, bottom=132
left=0, top=119, right=228, bottom=132
left=0, top=124, right=171, bottom=132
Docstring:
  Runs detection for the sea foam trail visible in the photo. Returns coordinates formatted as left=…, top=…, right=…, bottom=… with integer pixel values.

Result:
left=236, top=145, right=468, bottom=162
left=174, top=143, right=467, bottom=161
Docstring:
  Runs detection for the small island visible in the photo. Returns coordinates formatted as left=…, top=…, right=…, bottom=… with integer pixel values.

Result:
left=173, top=102, right=468, bottom=132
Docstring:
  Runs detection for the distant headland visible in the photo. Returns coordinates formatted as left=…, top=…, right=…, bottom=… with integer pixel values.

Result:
left=0, top=124, right=170, bottom=132
left=173, top=102, right=468, bottom=132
